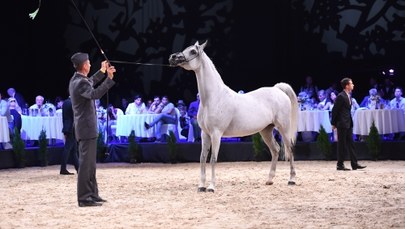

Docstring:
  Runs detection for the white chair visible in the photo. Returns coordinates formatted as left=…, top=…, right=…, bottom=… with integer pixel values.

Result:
left=160, top=107, right=181, bottom=141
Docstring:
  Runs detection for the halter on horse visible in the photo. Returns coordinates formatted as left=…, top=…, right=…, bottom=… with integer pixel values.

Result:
left=169, top=41, right=299, bottom=192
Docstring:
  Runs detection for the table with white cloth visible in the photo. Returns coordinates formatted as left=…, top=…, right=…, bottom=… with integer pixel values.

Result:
left=116, top=114, right=159, bottom=138
left=297, top=110, right=332, bottom=133
left=0, top=116, right=10, bottom=143
left=353, top=109, right=405, bottom=135
left=21, top=115, right=64, bottom=140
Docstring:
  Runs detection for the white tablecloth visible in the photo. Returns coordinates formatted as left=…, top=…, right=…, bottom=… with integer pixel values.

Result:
left=297, top=110, right=332, bottom=133
left=0, top=116, right=10, bottom=143
left=116, top=114, right=158, bottom=138
left=353, top=109, right=405, bottom=135
left=21, top=115, right=64, bottom=140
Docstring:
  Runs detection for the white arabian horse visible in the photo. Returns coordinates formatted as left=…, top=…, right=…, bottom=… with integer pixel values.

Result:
left=169, top=41, right=299, bottom=192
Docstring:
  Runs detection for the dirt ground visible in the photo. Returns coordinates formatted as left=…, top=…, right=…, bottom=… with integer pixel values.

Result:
left=0, top=160, right=404, bottom=229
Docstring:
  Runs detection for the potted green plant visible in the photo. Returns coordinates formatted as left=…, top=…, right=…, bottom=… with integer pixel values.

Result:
left=128, top=130, right=140, bottom=163
left=366, top=121, right=381, bottom=160
left=96, top=131, right=107, bottom=163
left=316, top=125, right=332, bottom=160
left=167, top=130, right=177, bottom=163
left=252, top=133, right=269, bottom=161
left=12, top=127, right=26, bottom=168
left=38, top=129, right=48, bottom=166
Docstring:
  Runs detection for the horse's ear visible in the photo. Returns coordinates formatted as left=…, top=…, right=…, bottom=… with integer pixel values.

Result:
left=194, top=41, right=199, bottom=46
left=200, top=40, right=208, bottom=50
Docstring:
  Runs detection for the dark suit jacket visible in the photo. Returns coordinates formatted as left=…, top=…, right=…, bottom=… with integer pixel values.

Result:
left=68, top=71, right=115, bottom=140
left=62, top=97, right=74, bottom=134
left=331, top=91, right=353, bottom=129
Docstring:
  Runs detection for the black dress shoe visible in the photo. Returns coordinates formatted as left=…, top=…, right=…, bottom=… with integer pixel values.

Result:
left=337, top=166, right=351, bottom=171
left=60, top=170, right=74, bottom=175
left=352, top=164, right=367, bottom=170
left=92, top=197, right=107, bottom=202
left=78, top=200, right=102, bottom=207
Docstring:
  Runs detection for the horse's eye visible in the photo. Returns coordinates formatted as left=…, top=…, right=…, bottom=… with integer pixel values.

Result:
left=190, top=50, right=197, bottom=55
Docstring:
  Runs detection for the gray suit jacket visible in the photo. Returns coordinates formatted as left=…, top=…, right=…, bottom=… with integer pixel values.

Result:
left=68, top=71, right=115, bottom=140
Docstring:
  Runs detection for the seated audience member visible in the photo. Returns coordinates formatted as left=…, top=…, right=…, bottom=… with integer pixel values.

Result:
left=350, top=94, right=360, bottom=116
left=95, top=99, right=107, bottom=134
left=125, top=94, right=147, bottom=114
left=8, top=97, right=22, bottom=132
left=389, top=87, right=405, bottom=113
left=299, top=75, right=319, bottom=104
left=360, top=88, right=384, bottom=109
left=147, top=95, right=161, bottom=114
left=316, top=89, right=328, bottom=110
left=0, top=92, right=13, bottom=131
left=380, top=78, right=395, bottom=101
left=323, top=90, right=338, bottom=111
left=177, top=100, right=190, bottom=139
left=188, top=93, right=201, bottom=142
left=106, top=104, right=123, bottom=141
left=29, top=95, right=45, bottom=116
left=7, top=87, right=27, bottom=111
left=55, top=96, right=64, bottom=110
left=144, top=95, right=177, bottom=142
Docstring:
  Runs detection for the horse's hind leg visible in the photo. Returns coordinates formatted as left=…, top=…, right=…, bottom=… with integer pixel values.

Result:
left=260, top=125, right=280, bottom=185
left=278, top=128, right=296, bottom=185
left=198, top=131, right=211, bottom=192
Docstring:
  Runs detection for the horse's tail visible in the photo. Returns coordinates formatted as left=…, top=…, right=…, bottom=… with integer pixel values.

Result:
left=274, top=82, right=299, bottom=160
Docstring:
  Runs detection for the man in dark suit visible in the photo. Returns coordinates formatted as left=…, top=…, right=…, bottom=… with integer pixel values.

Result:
left=331, top=77, right=366, bottom=171
left=69, top=52, right=116, bottom=207
left=60, top=96, right=79, bottom=175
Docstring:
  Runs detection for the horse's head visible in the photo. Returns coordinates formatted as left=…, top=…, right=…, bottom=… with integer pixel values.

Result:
left=169, top=40, right=207, bottom=70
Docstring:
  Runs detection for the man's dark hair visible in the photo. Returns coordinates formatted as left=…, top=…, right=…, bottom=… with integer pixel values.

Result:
left=340, top=77, right=352, bottom=89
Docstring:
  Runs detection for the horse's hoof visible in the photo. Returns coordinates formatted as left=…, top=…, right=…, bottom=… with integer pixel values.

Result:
left=207, top=188, right=215, bottom=193
left=198, top=187, right=206, bottom=192
left=265, top=181, right=274, bottom=185
left=288, top=181, right=296, bottom=185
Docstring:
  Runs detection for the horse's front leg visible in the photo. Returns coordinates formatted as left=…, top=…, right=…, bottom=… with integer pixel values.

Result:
left=207, top=132, right=221, bottom=192
left=198, top=132, right=211, bottom=192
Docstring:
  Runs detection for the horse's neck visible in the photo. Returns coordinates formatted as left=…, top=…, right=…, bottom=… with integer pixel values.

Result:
left=195, top=53, right=231, bottom=104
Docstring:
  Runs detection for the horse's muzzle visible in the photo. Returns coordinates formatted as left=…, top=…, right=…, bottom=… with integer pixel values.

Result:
left=168, top=53, right=186, bottom=66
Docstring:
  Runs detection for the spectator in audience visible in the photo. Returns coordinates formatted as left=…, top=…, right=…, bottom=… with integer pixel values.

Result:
left=177, top=100, right=189, bottom=139
left=60, top=96, right=79, bottom=175
left=323, top=90, right=338, bottom=111
left=299, top=75, right=319, bottom=104
left=125, top=94, right=147, bottom=114
left=188, top=93, right=201, bottom=142
left=350, top=94, right=360, bottom=117
left=106, top=104, right=123, bottom=142
left=29, top=95, right=45, bottom=116
left=144, top=95, right=177, bottom=142
left=55, top=96, right=64, bottom=116
left=380, top=78, right=395, bottom=101
left=95, top=99, right=107, bottom=134
left=389, top=87, right=405, bottom=112
left=360, top=88, right=384, bottom=109
left=8, top=97, right=22, bottom=132
left=0, top=92, right=13, bottom=132
left=316, top=89, right=328, bottom=110
left=147, top=95, right=161, bottom=114
left=7, top=87, right=27, bottom=112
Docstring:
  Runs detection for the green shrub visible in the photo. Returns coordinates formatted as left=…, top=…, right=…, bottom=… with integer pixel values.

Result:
left=167, top=131, right=177, bottom=163
left=128, top=130, right=140, bottom=163
left=38, top=129, right=48, bottom=166
left=316, top=125, right=332, bottom=160
left=12, top=127, right=26, bottom=168
left=366, top=121, right=381, bottom=160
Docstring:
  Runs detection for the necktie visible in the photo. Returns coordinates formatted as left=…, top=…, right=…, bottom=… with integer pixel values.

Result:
left=397, top=101, right=400, bottom=108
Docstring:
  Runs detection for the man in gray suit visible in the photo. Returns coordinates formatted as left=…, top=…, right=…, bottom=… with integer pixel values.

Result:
left=69, top=52, right=116, bottom=207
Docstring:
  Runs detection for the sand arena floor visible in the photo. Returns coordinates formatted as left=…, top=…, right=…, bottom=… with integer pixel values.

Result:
left=0, top=160, right=404, bottom=228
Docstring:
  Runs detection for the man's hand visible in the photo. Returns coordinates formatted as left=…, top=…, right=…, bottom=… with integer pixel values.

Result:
left=106, top=65, right=116, bottom=79
left=332, top=125, right=336, bottom=130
